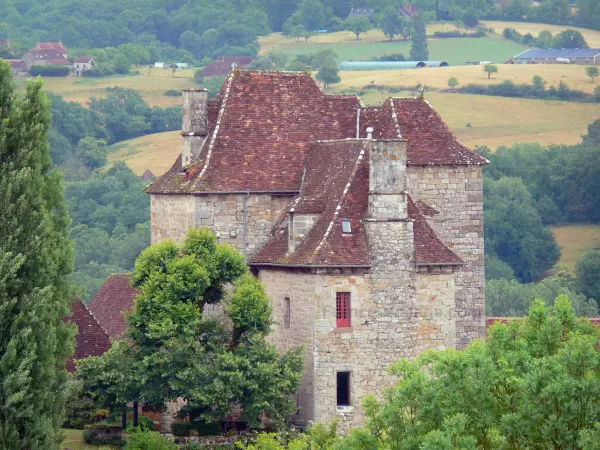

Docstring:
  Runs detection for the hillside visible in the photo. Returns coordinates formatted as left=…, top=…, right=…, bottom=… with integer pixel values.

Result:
left=15, top=69, right=197, bottom=107
left=552, top=224, right=600, bottom=269
left=108, top=131, right=181, bottom=176
left=259, top=31, right=526, bottom=65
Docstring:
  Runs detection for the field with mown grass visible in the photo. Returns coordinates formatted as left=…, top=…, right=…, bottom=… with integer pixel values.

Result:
left=61, top=428, right=112, bottom=449
left=108, top=130, right=181, bottom=176
left=259, top=32, right=526, bottom=66
left=337, top=63, right=599, bottom=94
left=481, top=20, right=600, bottom=48
left=14, top=68, right=196, bottom=107
left=552, top=224, right=600, bottom=269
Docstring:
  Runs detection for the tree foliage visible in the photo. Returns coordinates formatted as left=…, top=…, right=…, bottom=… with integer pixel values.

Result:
left=409, top=13, right=429, bottom=61
left=344, top=17, right=371, bottom=40
left=78, top=229, right=304, bottom=426
left=576, top=250, right=600, bottom=303
left=483, top=63, right=498, bottom=79
left=586, top=66, right=599, bottom=83
left=0, top=60, right=75, bottom=449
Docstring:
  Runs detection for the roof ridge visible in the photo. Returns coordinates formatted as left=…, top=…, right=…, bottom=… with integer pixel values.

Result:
left=389, top=98, right=403, bottom=138
left=197, top=72, right=235, bottom=181
left=311, top=142, right=368, bottom=262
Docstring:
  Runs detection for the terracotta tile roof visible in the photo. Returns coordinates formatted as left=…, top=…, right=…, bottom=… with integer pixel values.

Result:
left=6, top=59, right=26, bottom=69
left=27, top=49, right=65, bottom=61
left=64, top=301, right=111, bottom=372
left=74, top=56, right=93, bottom=63
left=252, top=140, right=462, bottom=267
left=203, top=56, right=253, bottom=77
left=408, top=196, right=463, bottom=265
left=36, top=41, right=67, bottom=53
left=88, top=274, right=139, bottom=339
left=146, top=71, right=361, bottom=194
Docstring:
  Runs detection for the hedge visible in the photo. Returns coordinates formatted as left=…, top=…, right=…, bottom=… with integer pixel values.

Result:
left=170, top=421, right=222, bottom=437
left=29, top=65, right=70, bottom=76
left=83, top=424, right=124, bottom=446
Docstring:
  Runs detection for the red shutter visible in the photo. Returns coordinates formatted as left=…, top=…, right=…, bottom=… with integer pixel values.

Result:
left=336, top=292, right=351, bottom=328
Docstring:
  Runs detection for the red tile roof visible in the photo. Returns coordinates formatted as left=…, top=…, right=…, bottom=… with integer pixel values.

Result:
left=27, top=49, right=65, bottom=61
left=251, top=140, right=462, bottom=267
left=88, top=274, right=139, bottom=339
left=6, top=59, right=26, bottom=69
left=203, top=56, right=253, bottom=77
left=36, top=41, right=67, bottom=53
left=74, top=56, right=93, bottom=63
left=64, top=301, right=111, bottom=372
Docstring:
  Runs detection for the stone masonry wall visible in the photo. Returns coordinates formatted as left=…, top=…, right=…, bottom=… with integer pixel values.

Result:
left=258, top=269, right=317, bottom=425
left=406, top=166, right=485, bottom=347
left=151, top=193, right=291, bottom=257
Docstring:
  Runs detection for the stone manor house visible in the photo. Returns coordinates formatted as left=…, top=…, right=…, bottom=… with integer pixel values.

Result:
left=143, top=70, right=488, bottom=428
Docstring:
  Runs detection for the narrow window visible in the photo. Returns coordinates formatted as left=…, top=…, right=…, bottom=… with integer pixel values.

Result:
left=342, top=219, right=352, bottom=233
left=336, top=292, right=351, bottom=328
left=284, top=297, right=291, bottom=329
left=337, top=372, right=351, bottom=406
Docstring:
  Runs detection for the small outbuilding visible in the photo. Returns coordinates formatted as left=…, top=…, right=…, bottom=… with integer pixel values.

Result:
left=513, top=48, right=600, bottom=65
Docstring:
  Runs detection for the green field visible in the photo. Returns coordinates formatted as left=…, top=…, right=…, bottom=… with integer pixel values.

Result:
left=552, top=224, right=600, bottom=269
left=261, top=35, right=526, bottom=66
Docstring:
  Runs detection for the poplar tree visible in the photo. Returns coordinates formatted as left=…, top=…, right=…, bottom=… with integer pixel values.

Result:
left=409, top=14, right=429, bottom=61
left=0, top=61, right=75, bottom=448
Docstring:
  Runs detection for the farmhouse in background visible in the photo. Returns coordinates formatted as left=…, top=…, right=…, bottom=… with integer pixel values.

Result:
left=6, top=59, right=27, bottom=74
left=202, top=56, right=253, bottom=79
left=513, top=48, right=600, bottom=65
left=34, top=41, right=68, bottom=59
left=145, top=70, right=487, bottom=430
left=73, top=56, right=94, bottom=76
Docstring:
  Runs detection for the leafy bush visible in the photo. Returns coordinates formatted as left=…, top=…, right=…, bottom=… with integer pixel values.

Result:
left=459, top=80, right=595, bottom=102
left=123, top=429, right=178, bottom=449
left=83, top=424, right=124, bottom=446
left=63, top=378, right=97, bottom=429
left=370, top=52, right=406, bottom=61
left=432, top=29, right=486, bottom=38
left=29, top=65, right=71, bottom=76
left=164, top=89, right=182, bottom=96
left=82, top=64, right=116, bottom=77
left=171, top=421, right=222, bottom=437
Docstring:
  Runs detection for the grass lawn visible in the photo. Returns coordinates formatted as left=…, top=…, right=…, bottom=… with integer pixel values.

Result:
left=551, top=224, right=600, bottom=269
left=337, top=63, right=599, bottom=94
left=14, top=69, right=197, bottom=107
left=481, top=20, right=600, bottom=48
left=61, top=428, right=113, bottom=449
left=259, top=33, right=526, bottom=66
left=108, top=130, right=181, bottom=176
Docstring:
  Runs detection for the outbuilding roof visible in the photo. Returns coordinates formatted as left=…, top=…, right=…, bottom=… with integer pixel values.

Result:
left=64, top=301, right=111, bottom=372
left=88, top=274, right=139, bottom=339
left=514, top=48, right=600, bottom=59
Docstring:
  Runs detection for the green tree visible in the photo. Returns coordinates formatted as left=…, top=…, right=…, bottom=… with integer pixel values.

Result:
left=409, top=13, right=429, bottom=61
left=379, top=9, right=404, bottom=40
left=484, top=176, right=560, bottom=282
left=447, top=76, right=459, bottom=90
left=344, top=17, right=371, bottom=40
left=583, top=119, right=600, bottom=145
left=576, top=250, right=600, bottom=303
left=75, top=137, right=108, bottom=169
left=316, top=64, right=341, bottom=89
left=0, top=60, right=75, bottom=449
left=483, top=63, right=498, bottom=79
left=536, top=29, right=554, bottom=47
left=311, top=49, right=338, bottom=70
left=552, top=29, right=589, bottom=48
left=339, top=297, right=600, bottom=449
left=79, top=229, right=304, bottom=426
left=586, top=66, right=599, bottom=83
left=532, top=74, right=547, bottom=92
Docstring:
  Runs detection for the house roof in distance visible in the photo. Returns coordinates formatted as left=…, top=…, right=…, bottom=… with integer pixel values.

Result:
left=88, top=274, right=139, bottom=339
left=514, top=48, right=600, bottom=59
left=36, top=41, right=67, bottom=53
left=203, top=56, right=253, bottom=77
left=64, top=301, right=111, bottom=372
left=145, top=70, right=487, bottom=196
left=27, top=49, right=65, bottom=61
left=6, top=59, right=26, bottom=69
left=74, top=56, right=94, bottom=63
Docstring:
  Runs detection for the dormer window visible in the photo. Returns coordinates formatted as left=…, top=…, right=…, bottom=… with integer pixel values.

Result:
left=342, top=219, right=352, bottom=233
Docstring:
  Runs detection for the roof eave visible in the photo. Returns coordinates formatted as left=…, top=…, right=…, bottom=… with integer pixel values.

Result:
left=249, top=262, right=371, bottom=269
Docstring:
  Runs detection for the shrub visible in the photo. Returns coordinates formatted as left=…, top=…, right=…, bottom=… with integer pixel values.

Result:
left=83, top=424, right=124, bottom=446
left=124, top=429, right=178, bottom=450
left=432, top=29, right=485, bottom=38
left=29, top=65, right=71, bottom=76
left=171, top=421, right=222, bottom=437
left=193, top=69, right=204, bottom=84
left=164, top=89, right=182, bottom=96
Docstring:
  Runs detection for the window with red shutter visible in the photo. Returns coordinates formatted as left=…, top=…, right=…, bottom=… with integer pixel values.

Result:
left=336, top=292, right=351, bottom=328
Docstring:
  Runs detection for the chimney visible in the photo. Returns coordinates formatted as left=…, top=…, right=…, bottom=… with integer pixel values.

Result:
left=368, top=140, right=408, bottom=220
left=181, top=88, right=208, bottom=169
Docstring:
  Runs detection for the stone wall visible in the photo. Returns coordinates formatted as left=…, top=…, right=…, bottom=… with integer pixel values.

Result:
left=151, top=193, right=292, bottom=257
left=406, top=166, right=485, bottom=347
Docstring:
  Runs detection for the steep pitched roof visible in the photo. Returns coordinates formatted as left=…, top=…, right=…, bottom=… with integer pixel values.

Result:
left=88, top=274, right=139, bottom=339
left=203, top=56, right=253, bottom=77
left=36, top=41, right=67, bottom=53
left=251, top=139, right=462, bottom=267
left=64, top=301, right=111, bottom=372
left=27, top=49, right=65, bottom=61
left=146, top=71, right=361, bottom=194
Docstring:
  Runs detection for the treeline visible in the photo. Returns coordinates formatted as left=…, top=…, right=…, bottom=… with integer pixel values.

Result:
left=48, top=88, right=180, bottom=167
left=481, top=120, right=600, bottom=316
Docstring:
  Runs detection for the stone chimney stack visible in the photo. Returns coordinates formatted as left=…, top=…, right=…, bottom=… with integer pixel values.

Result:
left=368, top=140, right=408, bottom=220
left=181, top=88, right=208, bottom=169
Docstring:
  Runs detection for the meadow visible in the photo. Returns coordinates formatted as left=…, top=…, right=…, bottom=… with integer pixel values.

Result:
left=337, top=63, right=599, bottom=94
left=259, top=32, right=526, bottom=65
left=15, top=68, right=197, bottom=107
left=552, top=224, right=600, bottom=269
